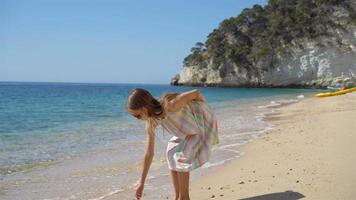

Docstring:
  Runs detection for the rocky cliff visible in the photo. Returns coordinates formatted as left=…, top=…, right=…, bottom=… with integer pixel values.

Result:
left=171, top=0, right=356, bottom=88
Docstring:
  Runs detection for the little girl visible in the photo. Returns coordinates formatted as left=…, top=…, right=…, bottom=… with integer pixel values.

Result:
left=126, top=88, right=219, bottom=200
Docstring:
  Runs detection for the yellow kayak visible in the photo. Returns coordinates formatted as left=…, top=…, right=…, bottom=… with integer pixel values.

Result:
left=315, top=87, right=356, bottom=97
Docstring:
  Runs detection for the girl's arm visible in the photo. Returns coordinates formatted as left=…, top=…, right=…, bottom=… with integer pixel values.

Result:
left=168, top=89, right=206, bottom=112
left=135, top=120, right=156, bottom=199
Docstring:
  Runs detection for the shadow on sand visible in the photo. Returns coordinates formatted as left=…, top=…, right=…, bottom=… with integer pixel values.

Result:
left=239, top=190, right=305, bottom=200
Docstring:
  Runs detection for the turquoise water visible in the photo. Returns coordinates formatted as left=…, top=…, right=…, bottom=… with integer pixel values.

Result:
left=0, top=81, right=320, bottom=176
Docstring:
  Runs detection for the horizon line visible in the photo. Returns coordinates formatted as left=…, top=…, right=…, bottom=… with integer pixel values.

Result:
left=0, top=80, right=172, bottom=85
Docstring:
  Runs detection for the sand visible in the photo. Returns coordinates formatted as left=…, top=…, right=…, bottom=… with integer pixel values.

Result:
left=190, top=93, right=356, bottom=200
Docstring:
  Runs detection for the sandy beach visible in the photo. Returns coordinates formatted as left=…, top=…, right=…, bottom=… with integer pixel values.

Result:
left=190, top=93, right=356, bottom=200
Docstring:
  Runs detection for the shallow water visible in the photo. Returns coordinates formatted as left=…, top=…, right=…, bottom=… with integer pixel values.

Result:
left=0, top=82, right=322, bottom=199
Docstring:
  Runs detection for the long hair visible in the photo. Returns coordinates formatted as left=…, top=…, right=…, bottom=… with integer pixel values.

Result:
left=126, top=88, right=180, bottom=129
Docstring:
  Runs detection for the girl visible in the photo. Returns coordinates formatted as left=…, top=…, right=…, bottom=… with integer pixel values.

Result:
left=126, top=88, right=219, bottom=200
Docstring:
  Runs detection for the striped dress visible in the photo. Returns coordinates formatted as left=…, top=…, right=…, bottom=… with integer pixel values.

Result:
left=156, top=100, right=219, bottom=172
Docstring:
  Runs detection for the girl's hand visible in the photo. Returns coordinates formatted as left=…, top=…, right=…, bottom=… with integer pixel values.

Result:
left=135, top=182, right=144, bottom=199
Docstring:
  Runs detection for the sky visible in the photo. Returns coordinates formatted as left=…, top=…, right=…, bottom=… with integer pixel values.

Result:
left=0, top=0, right=267, bottom=84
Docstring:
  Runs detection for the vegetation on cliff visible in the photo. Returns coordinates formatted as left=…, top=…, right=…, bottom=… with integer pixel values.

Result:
left=183, top=0, right=356, bottom=76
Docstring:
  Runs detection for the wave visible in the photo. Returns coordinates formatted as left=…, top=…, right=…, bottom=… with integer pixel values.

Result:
left=257, top=94, right=304, bottom=109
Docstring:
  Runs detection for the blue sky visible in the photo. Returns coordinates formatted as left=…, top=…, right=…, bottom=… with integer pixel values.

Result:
left=1, top=0, right=267, bottom=84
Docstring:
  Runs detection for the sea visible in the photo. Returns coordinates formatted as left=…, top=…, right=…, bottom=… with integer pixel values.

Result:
left=0, top=82, right=323, bottom=200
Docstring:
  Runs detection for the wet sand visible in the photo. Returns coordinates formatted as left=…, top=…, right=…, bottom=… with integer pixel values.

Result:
left=190, top=93, right=356, bottom=199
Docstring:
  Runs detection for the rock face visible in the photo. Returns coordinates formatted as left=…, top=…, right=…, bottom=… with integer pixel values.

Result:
left=171, top=0, right=356, bottom=88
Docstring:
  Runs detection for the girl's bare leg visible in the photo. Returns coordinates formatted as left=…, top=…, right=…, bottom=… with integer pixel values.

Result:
left=170, top=170, right=180, bottom=200
left=177, top=171, right=190, bottom=200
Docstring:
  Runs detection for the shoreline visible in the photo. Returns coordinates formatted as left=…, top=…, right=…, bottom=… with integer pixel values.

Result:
left=88, top=94, right=308, bottom=200
left=190, top=93, right=356, bottom=199
left=0, top=92, right=319, bottom=200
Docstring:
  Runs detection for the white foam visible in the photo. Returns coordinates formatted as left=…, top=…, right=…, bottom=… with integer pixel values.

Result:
left=219, top=131, right=259, bottom=139
left=201, top=158, right=234, bottom=168
left=258, top=101, right=281, bottom=109
left=258, top=95, right=303, bottom=109
left=88, top=189, right=124, bottom=200
left=218, top=142, right=246, bottom=149
left=219, top=148, right=241, bottom=154
left=257, top=126, right=275, bottom=135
